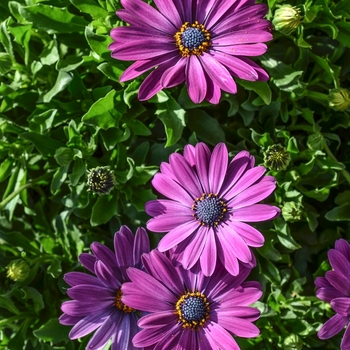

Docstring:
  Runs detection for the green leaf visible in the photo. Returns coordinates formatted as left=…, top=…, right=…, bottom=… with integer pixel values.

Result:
left=17, top=3, right=88, bottom=34
left=85, top=25, right=113, bottom=59
left=155, top=97, right=186, bottom=147
left=54, top=148, right=73, bottom=166
left=0, top=53, right=12, bottom=75
left=325, top=203, right=350, bottom=221
left=70, top=0, right=109, bottom=18
left=237, top=80, right=272, bottom=105
left=0, top=230, right=40, bottom=254
left=187, top=109, right=226, bottom=146
left=90, top=194, right=119, bottom=226
left=97, top=62, right=124, bottom=82
left=250, top=129, right=274, bottom=148
left=42, top=71, right=73, bottom=103
left=22, top=287, right=44, bottom=313
left=33, top=319, right=69, bottom=343
left=19, top=132, right=65, bottom=157
left=56, top=55, right=84, bottom=72
left=51, top=165, right=69, bottom=194
left=0, top=158, right=15, bottom=182
left=69, top=159, right=86, bottom=186
left=82, top=90, right=126, bottom=130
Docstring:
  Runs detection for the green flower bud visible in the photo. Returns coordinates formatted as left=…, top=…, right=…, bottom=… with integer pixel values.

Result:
left=328, top=88, right=350, bottom=111
left=264, top=144, right=291, bottom=171
left=273, top=5, right=302, bottom=35
left=307, top=133, right=324, bottom=151
left=283, top=334, right=303, bottom=350
left=282, top=201, right=303, bottom=223
left=6, top=259, right=30, bottom=282
left=87, top=166, right=116, bottom=195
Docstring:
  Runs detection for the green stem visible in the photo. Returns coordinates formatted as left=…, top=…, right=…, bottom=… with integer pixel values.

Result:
left=0, top=171, right=53, bottom=210
left=323, top=141, right=350, bottom=185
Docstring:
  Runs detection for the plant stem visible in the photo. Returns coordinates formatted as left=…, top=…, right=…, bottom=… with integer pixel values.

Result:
left=323, top=141, right=350, bottom=185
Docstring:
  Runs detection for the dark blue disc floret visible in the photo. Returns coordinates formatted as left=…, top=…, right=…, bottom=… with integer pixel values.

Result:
left=182, top=27, right=206, bottom=50
left=192, top=193, right=227, bottom=227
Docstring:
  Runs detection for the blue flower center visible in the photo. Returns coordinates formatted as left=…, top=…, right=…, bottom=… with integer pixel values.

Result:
left=174, top=21, right=211, bottom=57
left=192, top=193, right=227, bottom=227
left=175, top=292, right=210, bottom=330
left=181, top=27, right=205, bottom=50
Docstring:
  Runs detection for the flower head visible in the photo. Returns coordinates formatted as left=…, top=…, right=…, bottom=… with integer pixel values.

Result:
left=263, top=144, right=291, bottom=171
left=328, top=88, right=350, bottom=112
left=109, top=0, right=272, bottom=104
left=6, top=259, right=30, bottom=282
left=272, top=5, right=302, bottom=35
left=315, top=239, right=350, bottom=350
left=122, top=250, right=262, bottom=349
left=146, top=142, right=280, bottom=276
left=282, top=201, right=303, bottom=223
left=87, top=166, right=116, bottom=195
left=59, top=226, right=150, bottom=350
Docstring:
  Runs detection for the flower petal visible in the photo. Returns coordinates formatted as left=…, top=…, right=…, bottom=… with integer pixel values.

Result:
left=331, top=297, right=350, bottom=316
left=231, top=204, right=280, bottom=222
left=145, top=199, right=190, bottom=217
left=203, top=322, right=241, bottom=349
left=186, top=55, right=207, bottom=104
left=208, top=143, right=229, bottom=194
left=230, top=221, right=265, bottom=247
left=161, top=57, right=186, bottom=88
left=200, top=227, right=217, bottom=276
left=318, top=313, right=348, bottom=340
left=195, top=142, right=211, bottom=193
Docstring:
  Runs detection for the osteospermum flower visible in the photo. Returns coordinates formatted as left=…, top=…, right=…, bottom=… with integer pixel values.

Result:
left=315, top=239, right=350, bottom=350
left=122, top=250, right=262, bottom=349
left=109, top=0, right=273, bottom=104
left=146, top=142, right=280, bottom=276
left=59, top=226, right=150, bottom=350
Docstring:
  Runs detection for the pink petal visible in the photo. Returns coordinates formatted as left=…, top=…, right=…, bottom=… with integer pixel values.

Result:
left=200, top=227, right=217, bottom=276
left=186, top=55, right=207, bottom=104
left=145, top=199, right=190, bottom=216
left=161, top=57, right=186, bottom=88
left=231, top=204, right=280, bottom=222
left=203, top=322, right=240, bottom=349
left=231, top=221, right=265, bottom=247
left=208, top=143, right=229, bottom=194
left=195, top=142, right=211, bottom=193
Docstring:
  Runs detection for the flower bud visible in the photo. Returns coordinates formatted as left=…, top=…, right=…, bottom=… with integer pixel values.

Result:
left=6, top=259, right=30, bottom=282
left=283, top=334, right=303, bottom=350
left=273, top=5, right=302, bottom=35
left=264, top=144, right=291, bottom=171
left=328, top=88, right=350, bottom=112
left=282, top=201, right=303, bottom=223
left=87, top=166, right=116, bottom=195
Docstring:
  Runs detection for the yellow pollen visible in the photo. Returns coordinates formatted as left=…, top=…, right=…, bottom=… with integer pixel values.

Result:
left=174, top=21, right=211, bottom=57
left=114, top=289, right=134, bottom=313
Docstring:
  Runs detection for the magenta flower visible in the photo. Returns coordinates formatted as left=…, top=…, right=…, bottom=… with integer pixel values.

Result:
left=122, top=249, right=262, bottom=349
left=145, top=142, right=280, bottom=276
left=315, top=239, right=350, bottom=350
left=59, top=226, right=150, bottom=350
left=109, top=0, right=272, bottom=104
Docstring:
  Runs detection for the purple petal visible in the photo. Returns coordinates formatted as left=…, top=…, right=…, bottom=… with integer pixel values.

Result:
left=328, top=248, right=350, bottom=278
left=133, top=227, right=150, bottom=267
left=331, top=297, right=350, bottom=316
left=153, top=0, right=182, bottom=28
left=61, top=300, right=112, bottom=317
left=138, top=310, right=177, bottom=328
left=326, top=270, right=350, bottom=296
left=200, top=54, right=237, bottom=94
left=169, top=153, right=202, bottom=197
left=341, top=324, right=350, bottom=350
left=158, top=220, right=200, bottom=251
left=69, top=308, right=115, bottom=339
left=151, top=173, right=194, bottom=204
left=186, top=55, right=207, bottom=104
left=119, top=52, right=177, bottom=82
left=214, top=31, right=273, bottom=46
left=316, top=287, right=346, bottom=303
left=229, top=177, right=276, bottom=209
left=200, top=227, right=217, bottom=276
left=161, top=57, right=186, bottom=88
left=132, top=323, right=177, bottom=348
left=239, top=56, right=270, bottom=81
left=203, top=322, right=241, bottom=349
left=183, top=144, right=196, bottom=166
left=318, top=313, right=348, bottom=339
left=195, top=142, right=211, bottom=193
left=214, top=306, right=260, bottom=321
left=231, top=204, right=280, bottom=222
left=204, top=0, right=240, bottom=30
left=146, top=213, right=192, bottom=232
left=120, top=0, right=176, bottom=34
left=110, top=26, right=171, bottom=44
left=216, top=285, right=262, bottom=308
left=335, top=239, right=350, bottom=262
left=204, top=70, right=222, bottom=104
left=315, top=276, right=330, bottom=289
left=90, top=242, right=119, bottom=279
left=94, top=260, right=121, bottom=290
left=79, top=253, right=97, bottom=273
left=123, top=268, right=177, bottom=308
left=231, top=221, right=264, bottom=247
left=59, top=313, right=82, bottom=326
left=181, top=227, right=207, bottom=270
left=208, top=143, right=228, bottom=194
left=67, top=285, right=115, bottom=302
left=145, top=199, right=190, bottom=216
left=64, top=271, right=104, bottom=287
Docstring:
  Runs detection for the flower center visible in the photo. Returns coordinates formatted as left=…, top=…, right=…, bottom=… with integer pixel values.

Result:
left=114, top=289, right=134, bottom=313
left=175, top=291, right=210, bottom=330
left=174, top=21, right=211, bottom=57
left=192, top=193, right=227, bottom=227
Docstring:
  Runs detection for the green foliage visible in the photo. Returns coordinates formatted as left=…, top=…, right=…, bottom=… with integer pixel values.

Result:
left=1, top=0, right=350, bottom=348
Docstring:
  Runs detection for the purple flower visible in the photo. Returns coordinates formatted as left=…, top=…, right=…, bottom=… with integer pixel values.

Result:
left=59, top=226, right=150, bottom=350
left=145, top=142, right=280, bottom=276
left=122, top=249, right=262, bottom=349
left=109, top=0, right=272, bottom=104
left=315, top=239, right=350, bottom=350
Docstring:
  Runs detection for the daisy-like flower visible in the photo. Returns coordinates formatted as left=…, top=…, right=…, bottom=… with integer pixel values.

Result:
left=145, top=142, right=280, bottom=276
left=109, top=0, right=272, bottom=104
left=315, top=239, right=350, bottom=350
left=59, top=226, right=150, bottom=350
left=122, top=249, right=262, bottom=349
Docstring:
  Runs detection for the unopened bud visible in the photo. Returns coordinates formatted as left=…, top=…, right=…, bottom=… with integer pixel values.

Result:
left=87, top=166, right=116, bottom=195
left=273, top=5, right=302, bottom=35
left=7, top=259, right=30, bottom=282
left=328, top=88, right=350, bottom=112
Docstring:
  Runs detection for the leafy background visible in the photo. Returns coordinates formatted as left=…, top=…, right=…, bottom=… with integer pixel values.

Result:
left=0, top=0, right=350, bottom=348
